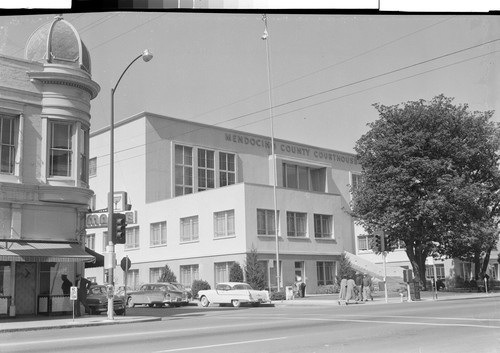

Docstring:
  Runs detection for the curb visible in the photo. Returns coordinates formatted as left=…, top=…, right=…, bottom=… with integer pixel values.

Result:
left=0, top=316, right=162, bottom=333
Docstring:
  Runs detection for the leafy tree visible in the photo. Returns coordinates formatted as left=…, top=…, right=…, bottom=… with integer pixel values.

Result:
left=159, top=264, right=177, bottom=283
left=245, top=247, right=266, bottom=290
left=352, top=95, right=500, bottom=289
left=191, top=279, right=210, bottom=299
left=338, top=252, right=356, bottom=281
left=229, top=262, right=244, bottom=282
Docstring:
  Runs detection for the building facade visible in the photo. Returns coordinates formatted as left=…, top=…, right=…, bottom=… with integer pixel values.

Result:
left=86, top=112, right=361, bottom=294
left=0, top=16, right=100, bottom=317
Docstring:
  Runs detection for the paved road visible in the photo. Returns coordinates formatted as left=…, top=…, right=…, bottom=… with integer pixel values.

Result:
left=1, top=297, right=499, bottom=353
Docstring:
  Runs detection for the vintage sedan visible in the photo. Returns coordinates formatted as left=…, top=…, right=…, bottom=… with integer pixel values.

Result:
left=126, top=283, right=184, bottom=308
left=168, top=282, right=192, bottom=306
left=198, top=282, right=270, bottom=307
left=86, top=285, right=125, bottom=315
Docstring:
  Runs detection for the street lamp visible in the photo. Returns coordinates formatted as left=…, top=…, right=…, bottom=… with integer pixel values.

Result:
left=107, top=49, right=153, bottom=320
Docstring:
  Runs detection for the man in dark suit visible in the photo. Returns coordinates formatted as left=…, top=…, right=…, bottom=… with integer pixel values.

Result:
left=75, top=273, right=92, bottom=316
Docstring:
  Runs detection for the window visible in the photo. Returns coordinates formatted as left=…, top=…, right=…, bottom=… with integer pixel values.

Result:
left=214, top=210, right=235, bottom=238
left=103, top=231, right=110, bottom=251
left=79, top=127, right=89, bottom=183
left=426, top=264, right=445, bottom=280
left=150, top=221, right=167, bottom=247
left=150, top=267, right=162, bottom=283
left=351, top=173, right=362, bottom=194
left=314, top=214, right=333, bottom=239
left=49, top=121, right=72, bottom=177
left=357, top=236, right=369, bottom=251
left=317, top=261, right=335, bottom=286
left=175, top=145, right=193, bottom=196
left=0, top=115, right=15, bottom=174
left=180, top=216, right=199, bottom=242
left=125, top=227, right=140, bottom=250
left=214, top=262, right=234, bottom=283
left=219, top=152, right=236, bottom=187
left=180, top=265, right=199, bottom=287
left=197, top=148, right=215, bottom=191
left=283, top=163, right=325, bottom=192
left=127, top=269, right=139, bottom=290
left=85, top=234, right=95, bottom=250
left=257, top=209, right=279, bottom=236
left=89, top=157, right=97, bottom=177
left=286, top=212, right=307, bottom=237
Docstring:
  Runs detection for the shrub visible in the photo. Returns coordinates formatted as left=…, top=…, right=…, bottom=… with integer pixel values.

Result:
left=316, top=284, right=340, bottom=294
left=191, top=279, right=211, bottom=299
left=270, top=290, right=286, bottom=301
left=159, top=264, right=177, bottom=283
left=229, top=262, right=244, bottom=282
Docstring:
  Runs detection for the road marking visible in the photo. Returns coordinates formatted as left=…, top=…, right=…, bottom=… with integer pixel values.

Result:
left=152, top=337, right=288, bottom=352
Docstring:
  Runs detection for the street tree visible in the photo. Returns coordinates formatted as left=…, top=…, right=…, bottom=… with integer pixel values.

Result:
left=245, top=247, right=266, bottom=290
left=229, top=262, right=244, bottom=282
left=351, top=95, right=500, bottom=289
left=159, top=264, right=177, bottom=283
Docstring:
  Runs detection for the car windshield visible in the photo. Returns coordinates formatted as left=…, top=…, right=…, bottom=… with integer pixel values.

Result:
left=89, top=287, right=106, bottom=295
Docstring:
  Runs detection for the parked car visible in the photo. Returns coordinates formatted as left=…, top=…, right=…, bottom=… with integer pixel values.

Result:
left=86, top=285, right=126, bottom=315
left=167, top=282, right=192, bottom=306
left=126, top=283, right=184, bottom=308
left=198, top=282, right=270, bottom=308
left=115, top=285, right=132, bottom=297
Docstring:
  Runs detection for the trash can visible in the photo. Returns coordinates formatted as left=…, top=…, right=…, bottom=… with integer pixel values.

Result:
left=378, top=281, right=385, bottom=291
left=285, top=286, right=294, bottom=300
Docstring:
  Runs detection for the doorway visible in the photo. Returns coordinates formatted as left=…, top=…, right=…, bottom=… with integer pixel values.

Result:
left=15, top=262, right=37, bottom=315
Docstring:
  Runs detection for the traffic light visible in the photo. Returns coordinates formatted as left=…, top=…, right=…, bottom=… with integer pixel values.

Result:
left=370, top=233, right=382, bottom=252
left=112, top=213, right=127, bottom=244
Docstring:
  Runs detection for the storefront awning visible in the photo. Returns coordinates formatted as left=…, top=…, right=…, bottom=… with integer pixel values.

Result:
left=84, top=247, right=104, bottom=268
left=0, top=240, right=95, bottom=263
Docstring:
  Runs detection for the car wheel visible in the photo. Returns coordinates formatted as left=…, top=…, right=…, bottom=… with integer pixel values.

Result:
left=127, top=297, right=135, bottom=308
left=231, top=299, right=241, bottom=308
left=200, top=296, right=210, bottom=307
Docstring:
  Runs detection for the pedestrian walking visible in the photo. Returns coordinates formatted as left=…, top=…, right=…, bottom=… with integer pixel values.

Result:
left=362, top=273, right=373, bottom=301
left=355, top=272, right=364, bottom=301
left=345, top=277, right=357, bottom=304
left=74, top=274, right=91, bottom=317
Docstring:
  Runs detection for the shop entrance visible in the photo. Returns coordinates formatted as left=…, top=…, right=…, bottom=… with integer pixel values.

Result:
left=15, top=262, right=37, bottom=315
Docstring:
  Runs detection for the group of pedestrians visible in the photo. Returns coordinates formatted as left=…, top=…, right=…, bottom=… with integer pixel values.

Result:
left=338, top=272, right=374, bottom=305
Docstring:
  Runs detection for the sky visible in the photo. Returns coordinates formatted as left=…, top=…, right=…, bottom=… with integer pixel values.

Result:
left=1, top=11, right=500, bottom=154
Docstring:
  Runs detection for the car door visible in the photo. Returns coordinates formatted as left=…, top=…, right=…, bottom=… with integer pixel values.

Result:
left=215, top=284, right=232, bottom=304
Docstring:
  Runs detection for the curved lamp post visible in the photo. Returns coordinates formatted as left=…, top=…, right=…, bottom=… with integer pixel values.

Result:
left=107, top=49, right=153, bottom=320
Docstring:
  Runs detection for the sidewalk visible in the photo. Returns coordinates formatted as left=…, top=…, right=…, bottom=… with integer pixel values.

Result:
left=272, top=289, right=500, bottom=306
left=0, top=314, right=161, bottom=333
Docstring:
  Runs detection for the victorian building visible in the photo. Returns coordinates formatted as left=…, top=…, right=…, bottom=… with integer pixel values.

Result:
left=0, top=16, right=100, bottom=317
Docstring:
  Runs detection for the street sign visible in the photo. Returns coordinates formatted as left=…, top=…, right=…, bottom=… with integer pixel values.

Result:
left=70, top=286, right=78, bottom=300
left=121, top=256, right=131, bottom=272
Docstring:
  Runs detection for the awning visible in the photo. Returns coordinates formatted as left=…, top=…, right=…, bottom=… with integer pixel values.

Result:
left=0, top=240, right=95, bottom=263
left=84, top=247, right=104, bottom=268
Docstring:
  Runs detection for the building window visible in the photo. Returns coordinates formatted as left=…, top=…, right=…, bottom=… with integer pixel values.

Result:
left=0, top=115, right=16, bottom=174
left=125, top=227, right=140, bottom=250
left=49, top=121, right=72, bottom=177
left=257, top=209, right=279, bottom=236
left=219, top=152, right=235, bottom=187
left=214, top=262, right=234, bottom=284
left=214, top=210, right=235, bottom=238
left=426, top=264, right=445, bottom=280
left=358, top=236, right=369, bottom=251
left=150, top=267, right=162, bottom=283
left=175, top=145, right=193, bottom=196
left=351, top=173, right=362, bottom=194
left=282, top=163, right=325, bottom=192
left=150, top=221, right=167, bottom=247
left=103, top=231, right=110, bottom=251
left=127, top=269, right=139, bottom=290
left=317, top=261, right=335, bottom=286
left=180, top=265, right=199, bottom=288
left=89, top=157, right=97, bottom=177
left=180, top=216, right=199, bottom=242
left=314, top=214, right=333, bottom=239
left=79, top=127, right=89, bottom=183
left=286, top=212, right=307, bottom=237
left=198, top=148, right=215, bottom=191
left=85, top=234, right=95, bottom=250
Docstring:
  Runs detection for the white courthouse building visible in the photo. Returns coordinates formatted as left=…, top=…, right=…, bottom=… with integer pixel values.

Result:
left=85, top=113, right=362, bottom=294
